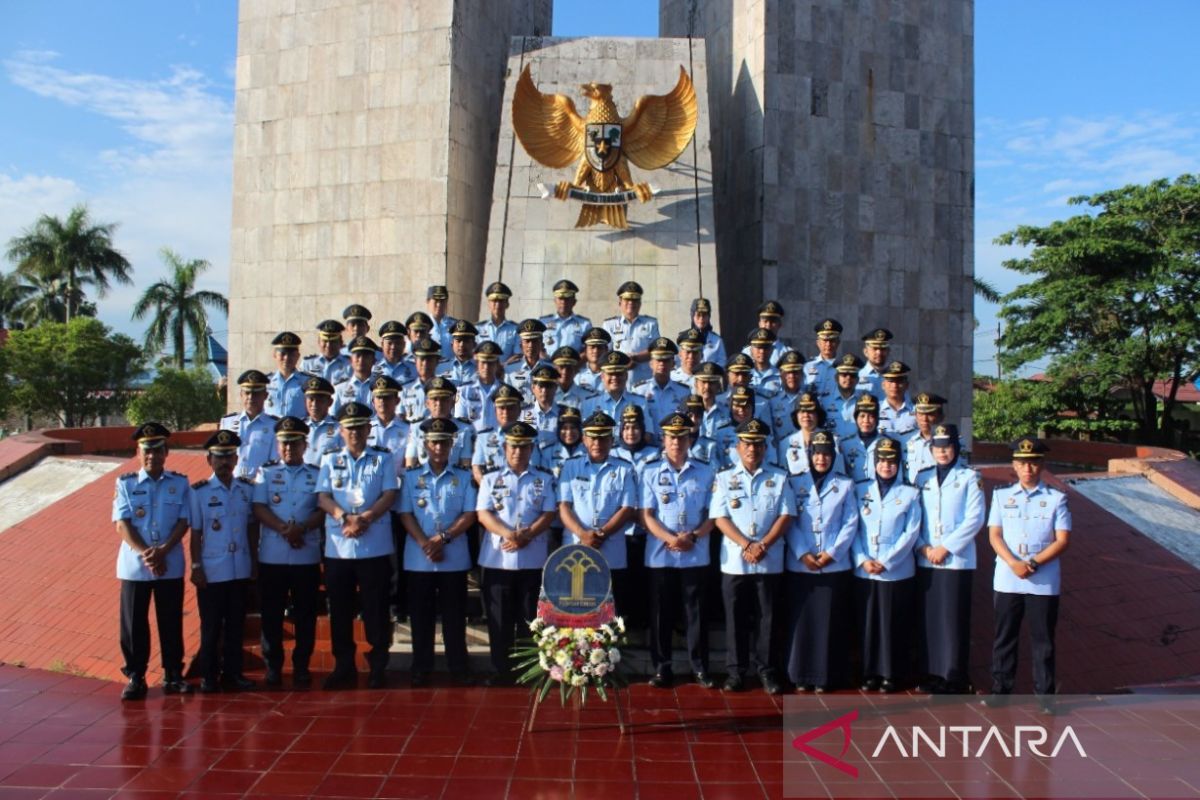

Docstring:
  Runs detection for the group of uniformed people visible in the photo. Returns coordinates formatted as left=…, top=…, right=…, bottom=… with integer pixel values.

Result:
left=114, top=279, right=1069, bottom=711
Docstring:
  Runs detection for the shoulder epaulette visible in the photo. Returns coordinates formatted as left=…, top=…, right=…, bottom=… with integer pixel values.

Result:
left=611, top=454, right=634, bottom=465
left=236, top=475, right=256, bottom=485
left=534, top=466, right=554, bottom=476
left=220, top=411, right=237, bottom=419
left=717, top=465, right=734, bottom=474
left=191, top=478, right=208, bottom=489
left=643, top=314, right=658, bottom=321
left=322, top=446, right=341, bottom=455
left=455, top=416, right=471, bottom=424
left=406, top=465, right=423, bottom=472
left=692, top=456, right=710, bottom=465
left=167, top=469, right=186, bottom=478
left=119, top=471, right=136, bottom=480
left=262, top=459, right=280, bottom=468
left=369, top=445, right=389, bottom=453
left=917, top=465, right=934, bottom=473
left=839, top=433, right=857, bottom=443
left=854, top=477, right=872, bottom=484
left=604, top=315, right=618, bottom=322
left=476, top=319, right=488, bottom=326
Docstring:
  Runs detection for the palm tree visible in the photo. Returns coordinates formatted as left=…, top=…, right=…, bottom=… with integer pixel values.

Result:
left=5, top=204, right=132, bottom=322
left=973, top=276, right=1002, bottom=304
left=132, top=247, right=228, bottom=368
left=0, top=271, right=34, bottom=328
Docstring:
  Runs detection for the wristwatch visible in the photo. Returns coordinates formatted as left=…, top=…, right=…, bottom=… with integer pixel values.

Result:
left=190, top=563, right=202, bottom=571
left=438, top=531, right=451, bottom=543
left=1027, top=558, right=1039, bottom=573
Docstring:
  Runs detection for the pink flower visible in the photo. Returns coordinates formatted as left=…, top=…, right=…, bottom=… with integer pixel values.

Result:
left=549, top=666, right=564, bottom=681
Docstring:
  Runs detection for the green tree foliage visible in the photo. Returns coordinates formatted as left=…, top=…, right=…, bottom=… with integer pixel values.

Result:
left=0, top=271, right=35, bottom=328
left=126, top=367, right=223, bottom=431
left=972, top=380, right=1057, bottom=442
left=4, top=204, right=132, bottom=323
left=994, top=175, right=1200, bottom=444
left=131, top=248, right=228, bottom=368
left=4, top=318, right=144, bottom=427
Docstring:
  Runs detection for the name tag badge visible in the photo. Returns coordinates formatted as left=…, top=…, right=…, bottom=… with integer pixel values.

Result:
left=228, top=542, right=237, bottom=553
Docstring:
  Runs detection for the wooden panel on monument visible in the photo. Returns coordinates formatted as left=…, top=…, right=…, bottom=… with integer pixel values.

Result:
left=483, top=36, right=719, bottom=339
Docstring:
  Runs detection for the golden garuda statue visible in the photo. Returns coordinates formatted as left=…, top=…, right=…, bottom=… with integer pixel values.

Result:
left=512, top=64, right=698, bottom=229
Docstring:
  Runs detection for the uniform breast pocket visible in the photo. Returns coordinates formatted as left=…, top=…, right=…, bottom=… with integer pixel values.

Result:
left=202, top=512, right=228, bottom=557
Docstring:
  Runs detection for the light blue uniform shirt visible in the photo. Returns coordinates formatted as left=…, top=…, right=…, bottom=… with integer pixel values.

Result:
left=557, top=383, right=598, bottom=411
left=641, top=457, right=715, bottom=569
left=220, top=411, right=279, bottom=480
left=475, top=466, right=557, bottom=570
left=373, top=357, right=419, bottom=388
left=455, top=378, right=500, bottom=431
left=697, top=329, right=727, bottom=366
left=540, top=312, right=592, bottom=353
left=824, top=390, right=866, bottom=441
left=429, top=315, right=457, bottom=348
left=301, top=352, right=351, bottom=385
left=583, top=391, right=657, bottom=441
left=437, top=358, right=477, bottom=386
left=253, top=461, right=322, bottom=565
left=405, top=418, right=474, bottom=468
left=916, top=464, right=985, bottom=570
left=304, top=415, right=343, bottom=466
left=768, top=390, right=805, bottom=440
left=400, top=381, right=429, bottom=423
left=189, top=475, right=256, bottom=583
left=709, top=462, right=796, bottom=575
left=332, top=375, right=375, bottom=414
left=785, top=472, right=858, bottom=573
left=316, top=446, right=399, bottom=559
left=112, top=469, right=191, bottom=581
left=852, top=480, right=922, bottom=581
left=603, top=314, right=660, bottom=383
left=840, top=434, right=893, bottom=483
left=803, top=356, right=838, bottom=401
left=777, top=432, right=846, bottom=477
left=879, top=396, right=918, bottom=440
left=689, top=436, right=723, bottom=468
left=398, top=464, right=477, bottom=572
left=537, top=442, right=582, bottom=480
left=749, top=365, right=782, bottom=396
left=520, top=402, right=560, bottom=448
left=858, top=364, right=887, bottom=400
left=741, top=339, right=791, bottom=368
left=473, top=427, right=509, bottom=476
left=575, top=365, right=605, bottom=392
left=266, top=370, right=309, bottom=419
left=477, top=318, right=520, bottom=362
left=631, top=377, right=690, bottom=433
left=559, top=455, right=637, bottom=569
left=368, top=416, right=411, bottom=462
left=987, top=482, right=1071, bottom=596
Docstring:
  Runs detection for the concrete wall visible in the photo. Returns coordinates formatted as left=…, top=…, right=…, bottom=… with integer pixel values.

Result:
left=229, top=0, right=550, bottom=390
left=661, top=0, right=975, bottom=435
left=482, top=36, right=719, bottom=338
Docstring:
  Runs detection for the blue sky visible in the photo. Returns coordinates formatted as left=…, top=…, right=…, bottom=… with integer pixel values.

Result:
left=2, top=0, right=1198, bottom=375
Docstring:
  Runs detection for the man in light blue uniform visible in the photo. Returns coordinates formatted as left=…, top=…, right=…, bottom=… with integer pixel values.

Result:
left=425, top=284, right=457, bottom=347
left=113, top=423, right=193, bottom=700
left=722, top=352, right=777, bottom=407
left=302, top=375, right=342, bottom=465
left=373, top=320, right=418, bottom=387
left=642, top=412, right=717, bottom=689
left=455, top=340, right=504, bottom=431
left=576, top=326, right=611, bottom=392
left=509, top=318, right=548, bottom=400
left=550, top=345, right=598, bottom=411
left=400, top=336, right=442, bottom=422
left=603, top=280, right=660, bottom=383
left=316, top=402, right=400, bottom=689
left=252, top=416, right=325, bottom=689
left=804, top=318, right=842, bottom=402
left=825, top=354, right=867, bottom=440
left=300, top=319, right=352, bottom=385
left=540, top=278, right=592, bottom=354
left=905, top=391, right=950, bottom=482
left=582, top=350, right=657, bottom=442
left=471, top=384, right=525, bottom=484
left=437, top=319, right=478, bottom=385
left=858, top=327, right=893, bottom=400
left=342, top=303, right=383, bottom=363
left=220, top=369, right=278, bottom=480
left=768, top=350, right=809, bottom=439
left=633, top=336, right=690, bottom=429
left=693, top=362, right=731, bottom=440
left=985, top=436, right=1070, bottom=713
left=777, top=392, right=845, bottom=477
left=690, top=297, right=727, bottom=366
left=915, top=423, right=984, bottom=694
left=681, top=394, right=724, bottom=467
left=740, top=300, right=792, bottom=367
left=520, top=363, right=561, bottom=447
left=397, top=417, right=478, bottom=687
left=558, top=411, right=638, bottom=613
left=266, top=331, right=308, bottom=419
left=333, top=335, right=379, bottom=413
left=746, top=327, right=783, bottom=396
left=476, top=281, right=520, bottom=363
left=710, top=417, right=796, bottom=694
left=188, top=429, right=257, bottom=693
left=404, top=376, right=474, bottom=470
left=475, top=421, right=558, bottom=684
left=367, top=375, right=410, bottom=458
left=878, top=360, right=918, bottom=441
left=671, top=328, right=706, bottom=391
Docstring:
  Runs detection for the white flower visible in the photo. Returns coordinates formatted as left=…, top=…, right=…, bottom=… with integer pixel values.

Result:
left=581, top=665, right=592, bottom=675
left=600, top=624, right=613, bottom=637
left=589, top=648, right=606, bottom=665
left=543, top=626, right=557, bottom=638
left=554, top=650, right=569, bottom=667
left=539, top=654, right=551, bottom=671
left=614, top=617, right=626, bottom=634
left=608, top=648, right=621, bottom=664
left=570, top=674, right=587, bottom=686
left=594, top=663, right=609, bottom=677
left=530, top=618, right=545, bottom=632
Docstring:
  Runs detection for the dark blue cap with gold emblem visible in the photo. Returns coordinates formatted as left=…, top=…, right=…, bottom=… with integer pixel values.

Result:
left=342, top=304, right=372, bottom=323
left=419, top=416, right=458, bottom=441
left=502, top=421, right=538, bottom=445
left=316, top=319, right=345, bottom=340
left=425, top=376, right=457, bottom=399
left=682, top=393, right=704, bottom=410
left=412, top=336, right=440, bottom=357
left=694, top=361, right=725, bottom=381
left=583, top=326, right=612, bottom=346
left=620, top=404, right=645, bottom=426
left=237, top=369, right=269, bottom=390
left=855, top=394, right=880, bottom=415
left=132, top=421, right=171, bottom=449
left=735, top=417, right=771, bottom=442
left=875, top=436, right=902, bottom=462
left=531, top=363, right=560, bottom=383
left=551, top=346, right=580, bottom=366
left=691, top=297, right=712, bottom=315
left=371, top=375, right=401, bottom=396
left=272, top=331, right=301, bottom=349
left=451, top=319, right=478, bottom=338
left=205, top=428, right=241, bottom=455
left=303, top=375, right=335, bottom=396
left=914, top=391, right=947, bottom=413
left=601, top=351, right=633, bottom=373
left=729, top=386, right=756, bottom=406
left=475, top=341, right=502, bottom=361
left=275, top=416, right=309, bottom=441
left=406, top=312, right=433, bottom=332
left=485, top=281, right=512, bottom=300
left=337, top=401, right=372, bottom=427
left=659, top=411, right=694, bottom=436
left=758, top=300, right=785, bottom=319
left=862, top=327, right=893, bottom=347
left=348, top=335, right=378, bottom=354
left=748, top=327, right=777, bottom=346
left=517, top=318, right=546, bottom=339
left=792, top=392, right=820, bottom=413
left=810, top=430, right=836, bottom=454
left=779, top=350, right=807, bottom=371
left=814, top=318, right=843, bottom=339
left=426, top=285, right=449, bottom=301
left=492, top=383, right=523, bottom=406
left=836, top=353, right=865, bottom=373
left=378, top=320, right=407, bottom=339
left=558, top=405, right=582, bottom=427
left=726, top=353, right=753, bottom=373
left=931, top=424, right=959, bottom=448
left=553, top=278, right=579, bottom=297
left=616, top=280, right=644, bottom=299
left=649, top=336, right=678, bottom=358
left=581, top=410, right=616, bottom=436
left=676, top=328, right=704, bottom=350
left=882, top=360, right=912, bottom=379
left=1010, top=435, right=1048, bottom=460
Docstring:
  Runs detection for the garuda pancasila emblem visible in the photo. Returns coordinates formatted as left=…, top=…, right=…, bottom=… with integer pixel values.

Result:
left=512, top=64, right=698, bottom=229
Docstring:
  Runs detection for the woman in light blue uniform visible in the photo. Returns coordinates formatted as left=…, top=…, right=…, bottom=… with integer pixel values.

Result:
left=852, top=436, right=922, bottom=692
left=777, top=393, right=845, bottom=477
left=784, top=431, right=859, bottom=692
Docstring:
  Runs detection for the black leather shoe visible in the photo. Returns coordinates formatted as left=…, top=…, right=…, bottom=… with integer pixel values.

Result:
left=161, top=673, right=193, bottom=695
left=263, top=669, right=282, bottom=688
left=723, top=674, right=745, bottom=692
left=367, top=670, right=388, bottom=689
left=292, top=670, right=312, bottom=689
left=322, top=670, right=356, bottom=690
left=860, top=676, right=881, bottom=692
left=879, top=679, right=899, bottom=694
left=199, top=678, right=221, bottom=694
left=693, top=671, right=715, bottom=689
left=648, top=671, right=673, bottom=689
left=761, top=672, right=783, bottom=696
left=222, top=674, right=256, bottom=692
left=916, top=678, right=943, bottom=694
left=121, top=676, right=148, bottom=701
left=410, top=671, right=430, bottom=688
left=449, top=672, right=475, bottom=687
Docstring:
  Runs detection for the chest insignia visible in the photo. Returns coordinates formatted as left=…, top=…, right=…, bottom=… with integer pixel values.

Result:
left=135, top=507, right=146, bottom=518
